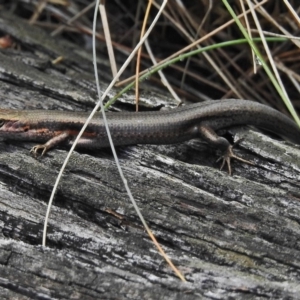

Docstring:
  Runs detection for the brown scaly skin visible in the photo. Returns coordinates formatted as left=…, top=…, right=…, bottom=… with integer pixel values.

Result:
left=0, top=99, right=299, bottom=175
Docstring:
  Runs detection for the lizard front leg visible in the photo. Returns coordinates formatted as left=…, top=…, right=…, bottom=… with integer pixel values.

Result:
left=30, top=132, right=69, bottom=156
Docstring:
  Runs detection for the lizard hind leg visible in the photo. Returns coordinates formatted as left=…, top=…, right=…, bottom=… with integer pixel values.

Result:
left=198, top=125, right=254, bottom=175
left=216, top=144, right=254, bottom=175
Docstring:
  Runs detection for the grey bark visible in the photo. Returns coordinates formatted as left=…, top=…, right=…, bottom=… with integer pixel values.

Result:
left=0, top=12, right=299, bottom=300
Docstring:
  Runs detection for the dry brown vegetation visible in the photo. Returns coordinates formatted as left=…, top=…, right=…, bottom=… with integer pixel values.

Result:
left=6, top=0, right=300, bottom=114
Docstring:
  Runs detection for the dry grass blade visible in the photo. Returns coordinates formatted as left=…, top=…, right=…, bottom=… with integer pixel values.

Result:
left=51, top=1, right=96, bottom=36
left=145, top=39, right=181, bottom=104
left=240, top=0, right=257, bottom=73
left=99, top=0, right=118, bottom=79
left=283, top=0, right=300, bottom=26
left=135, top=0, right=153, bottom=111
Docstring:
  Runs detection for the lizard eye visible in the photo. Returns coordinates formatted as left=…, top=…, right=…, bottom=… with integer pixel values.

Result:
left=0, top=119, right=5, bottom=127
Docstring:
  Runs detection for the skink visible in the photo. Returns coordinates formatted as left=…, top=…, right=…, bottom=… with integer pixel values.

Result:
left=0, top=99, right=299, bottom=174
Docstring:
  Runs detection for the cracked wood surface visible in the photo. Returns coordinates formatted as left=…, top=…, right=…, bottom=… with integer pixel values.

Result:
left=0, top=12, right=300, bottom=300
